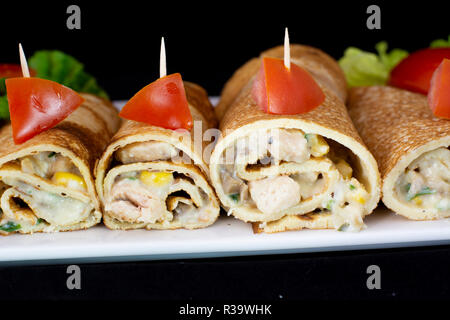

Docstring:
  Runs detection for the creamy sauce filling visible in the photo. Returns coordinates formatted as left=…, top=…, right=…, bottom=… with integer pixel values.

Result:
left=396, top=148, right=450, bottom=212
left=0, top=179, right=92, bottom=228
left=220, top=128, right=369, bottom=231
left=0, top=152, right=90, bottom=232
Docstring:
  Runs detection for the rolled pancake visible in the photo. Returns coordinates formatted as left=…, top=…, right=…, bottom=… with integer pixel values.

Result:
left=95, top=82, right=220, bottom=230
left=348, top=86, right=450, bottom=220
left=210, top=44, right=381, bottom=233
left=0, top=94, right=120, bottom=234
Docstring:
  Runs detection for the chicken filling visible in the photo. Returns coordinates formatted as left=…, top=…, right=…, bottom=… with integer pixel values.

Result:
left=105, top=170, right=211, bottom=225
left=219, top=129, right=369, bottom=231
left=0, top=151, right=89, bottom=232
left=396, top=147, right=450, bottom=212
left=106, top=141, right=212, bottom=226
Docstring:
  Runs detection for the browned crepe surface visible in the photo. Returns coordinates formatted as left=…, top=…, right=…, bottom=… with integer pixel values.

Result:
left=347, top=86, right=450, bottom=180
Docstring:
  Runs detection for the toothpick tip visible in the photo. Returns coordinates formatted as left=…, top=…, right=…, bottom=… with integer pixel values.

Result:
left=18, top=43, right=31, bottom=78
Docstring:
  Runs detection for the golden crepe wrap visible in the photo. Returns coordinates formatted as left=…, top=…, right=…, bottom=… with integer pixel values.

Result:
left=348, top=86, right=450, bottom=220
left=210, top=44, right=381, bottom=233
left=0, top=94, right=120, bottom=234
left=95, top=82, right=221, bottom=230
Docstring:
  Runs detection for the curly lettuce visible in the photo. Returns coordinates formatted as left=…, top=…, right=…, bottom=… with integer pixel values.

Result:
left=338, top=42, right=408, bottom=87
left=0, top=50, right=108, bottom=120
left=430, top=35, right=450, bottom=48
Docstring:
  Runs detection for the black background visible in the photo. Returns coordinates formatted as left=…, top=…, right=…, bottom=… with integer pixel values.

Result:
left=1, top=0, right=448, bottom=98
left=0, top=0, right=449, bottom=303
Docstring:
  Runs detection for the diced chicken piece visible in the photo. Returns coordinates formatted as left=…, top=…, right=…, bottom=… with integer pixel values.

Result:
left=268, top=130, right=310, bottom=163
left=249, top=175, right=301, bottom=214
left=292, top=172, right=325, bottom=199
left=21, top=152, right=77, bottom=178
left=335, top=159, right=353, bottom=179
left=221, top=169, right=242, bottom=194
left=116, top=141, right=179, bottom=164
left=20, top=154, right=52, bottom=177
left=105, top=180, right=166, bottom=223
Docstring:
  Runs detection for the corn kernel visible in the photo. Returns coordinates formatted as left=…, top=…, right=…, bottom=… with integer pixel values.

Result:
left=140, top=171, right=173, bottom=187
left=52, top=172, right=87, bottom=191
left=306, top=134, right=330, bottom=157
left=413, top=197, right=423, bottom=206
left=336, top=159, right=353, bottom=179
left=354, top=195, right=366, bottom=204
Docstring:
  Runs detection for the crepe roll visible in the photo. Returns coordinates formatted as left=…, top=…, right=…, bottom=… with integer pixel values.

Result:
left=210, top=45, right=381, bottom=233
left=95, top=82, right=220, bottom=230
left=0, top=94, right=120, bottom=234
left=348, top=86, right=450, bottom=220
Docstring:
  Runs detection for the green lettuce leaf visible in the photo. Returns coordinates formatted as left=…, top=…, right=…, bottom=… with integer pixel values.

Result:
left=338, top=42, right=408, bottom=87
left=0, top=50, right=108, bottom=120
left=430, top=35, right=450, bottom=48
left=29, top=50, right=108, bottom=99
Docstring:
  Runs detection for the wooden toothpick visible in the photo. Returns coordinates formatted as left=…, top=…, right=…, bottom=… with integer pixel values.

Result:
left=160, top=37, right=167, bottom=78
left=19, top=43, right=30, bottom=78
left=284, top=27, right=290, bottom=70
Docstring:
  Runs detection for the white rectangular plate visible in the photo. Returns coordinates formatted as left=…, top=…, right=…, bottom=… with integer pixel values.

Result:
left=1, top=99, right=449, bottom=266
left=2, top=209, right=450, bottom=266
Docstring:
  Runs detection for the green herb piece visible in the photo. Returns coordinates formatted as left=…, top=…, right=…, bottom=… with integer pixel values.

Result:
left=337, top=223, right=349, bottom=232
left=349, top=184, right=356, bottom=190
left=229, top=193, right=240, bottom=203
left=338, top=42, right=408, bottom=87
left=37, top=218, right=45, bottom=224
left=407, top=186, right=435, bottom=201
left=0, top=95, right=9, bottom=119
left=0, top=221, right=21, bottom=232
left=405, top=183, right=411, bottom=193
left=127, top=177, right=137, bottom=181
left=326, top=199, right=335, bottom=211
left=48, top=152, right=57, bottom=158
left=430, top=35, right=450, bottom=48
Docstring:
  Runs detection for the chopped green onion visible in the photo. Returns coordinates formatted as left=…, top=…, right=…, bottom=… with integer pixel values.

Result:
left=337, top=223, right=349, bottom=232
left=127, top=177, right=137, bottom=181
left=48, top=152, right=57, bottom=158
left=349, top=184, right=356, bottom=190
left=37, top=218, right=45, bottom=224
left=0, top=221, right=21, bottom=232
left=326, top=199, right=335, bottom=211
left=229, top=193, right=240, bottom=203
left=407, top=186, right=435, bottom=201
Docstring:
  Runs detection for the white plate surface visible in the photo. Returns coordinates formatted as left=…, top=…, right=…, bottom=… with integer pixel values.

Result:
left=1, top=99, right=449, bottom=266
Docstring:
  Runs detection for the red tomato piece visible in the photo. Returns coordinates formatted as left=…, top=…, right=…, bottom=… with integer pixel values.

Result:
left=6, top=77, right=85, bottom=144
left=251, top=57, right=325, bottom=115
left=119, top=73, right=193, bottom=130
left=389, top=48, right=450, bottom=94
left=0, top=64, right=36, bottom=78
left=428, top=58, right=450, bottom=119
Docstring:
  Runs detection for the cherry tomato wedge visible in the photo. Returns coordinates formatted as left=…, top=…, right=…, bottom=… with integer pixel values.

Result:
left=0, top=64, right=36, bottom=78
left=251, top=57, right=325, bottom=115
left=119, top=73, right=193, bottom=130
left=6, top=77, right=84, bottom=144
left=389, top=48, right=450, bottom=94
left=428, top=58, right=450, bottom=119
